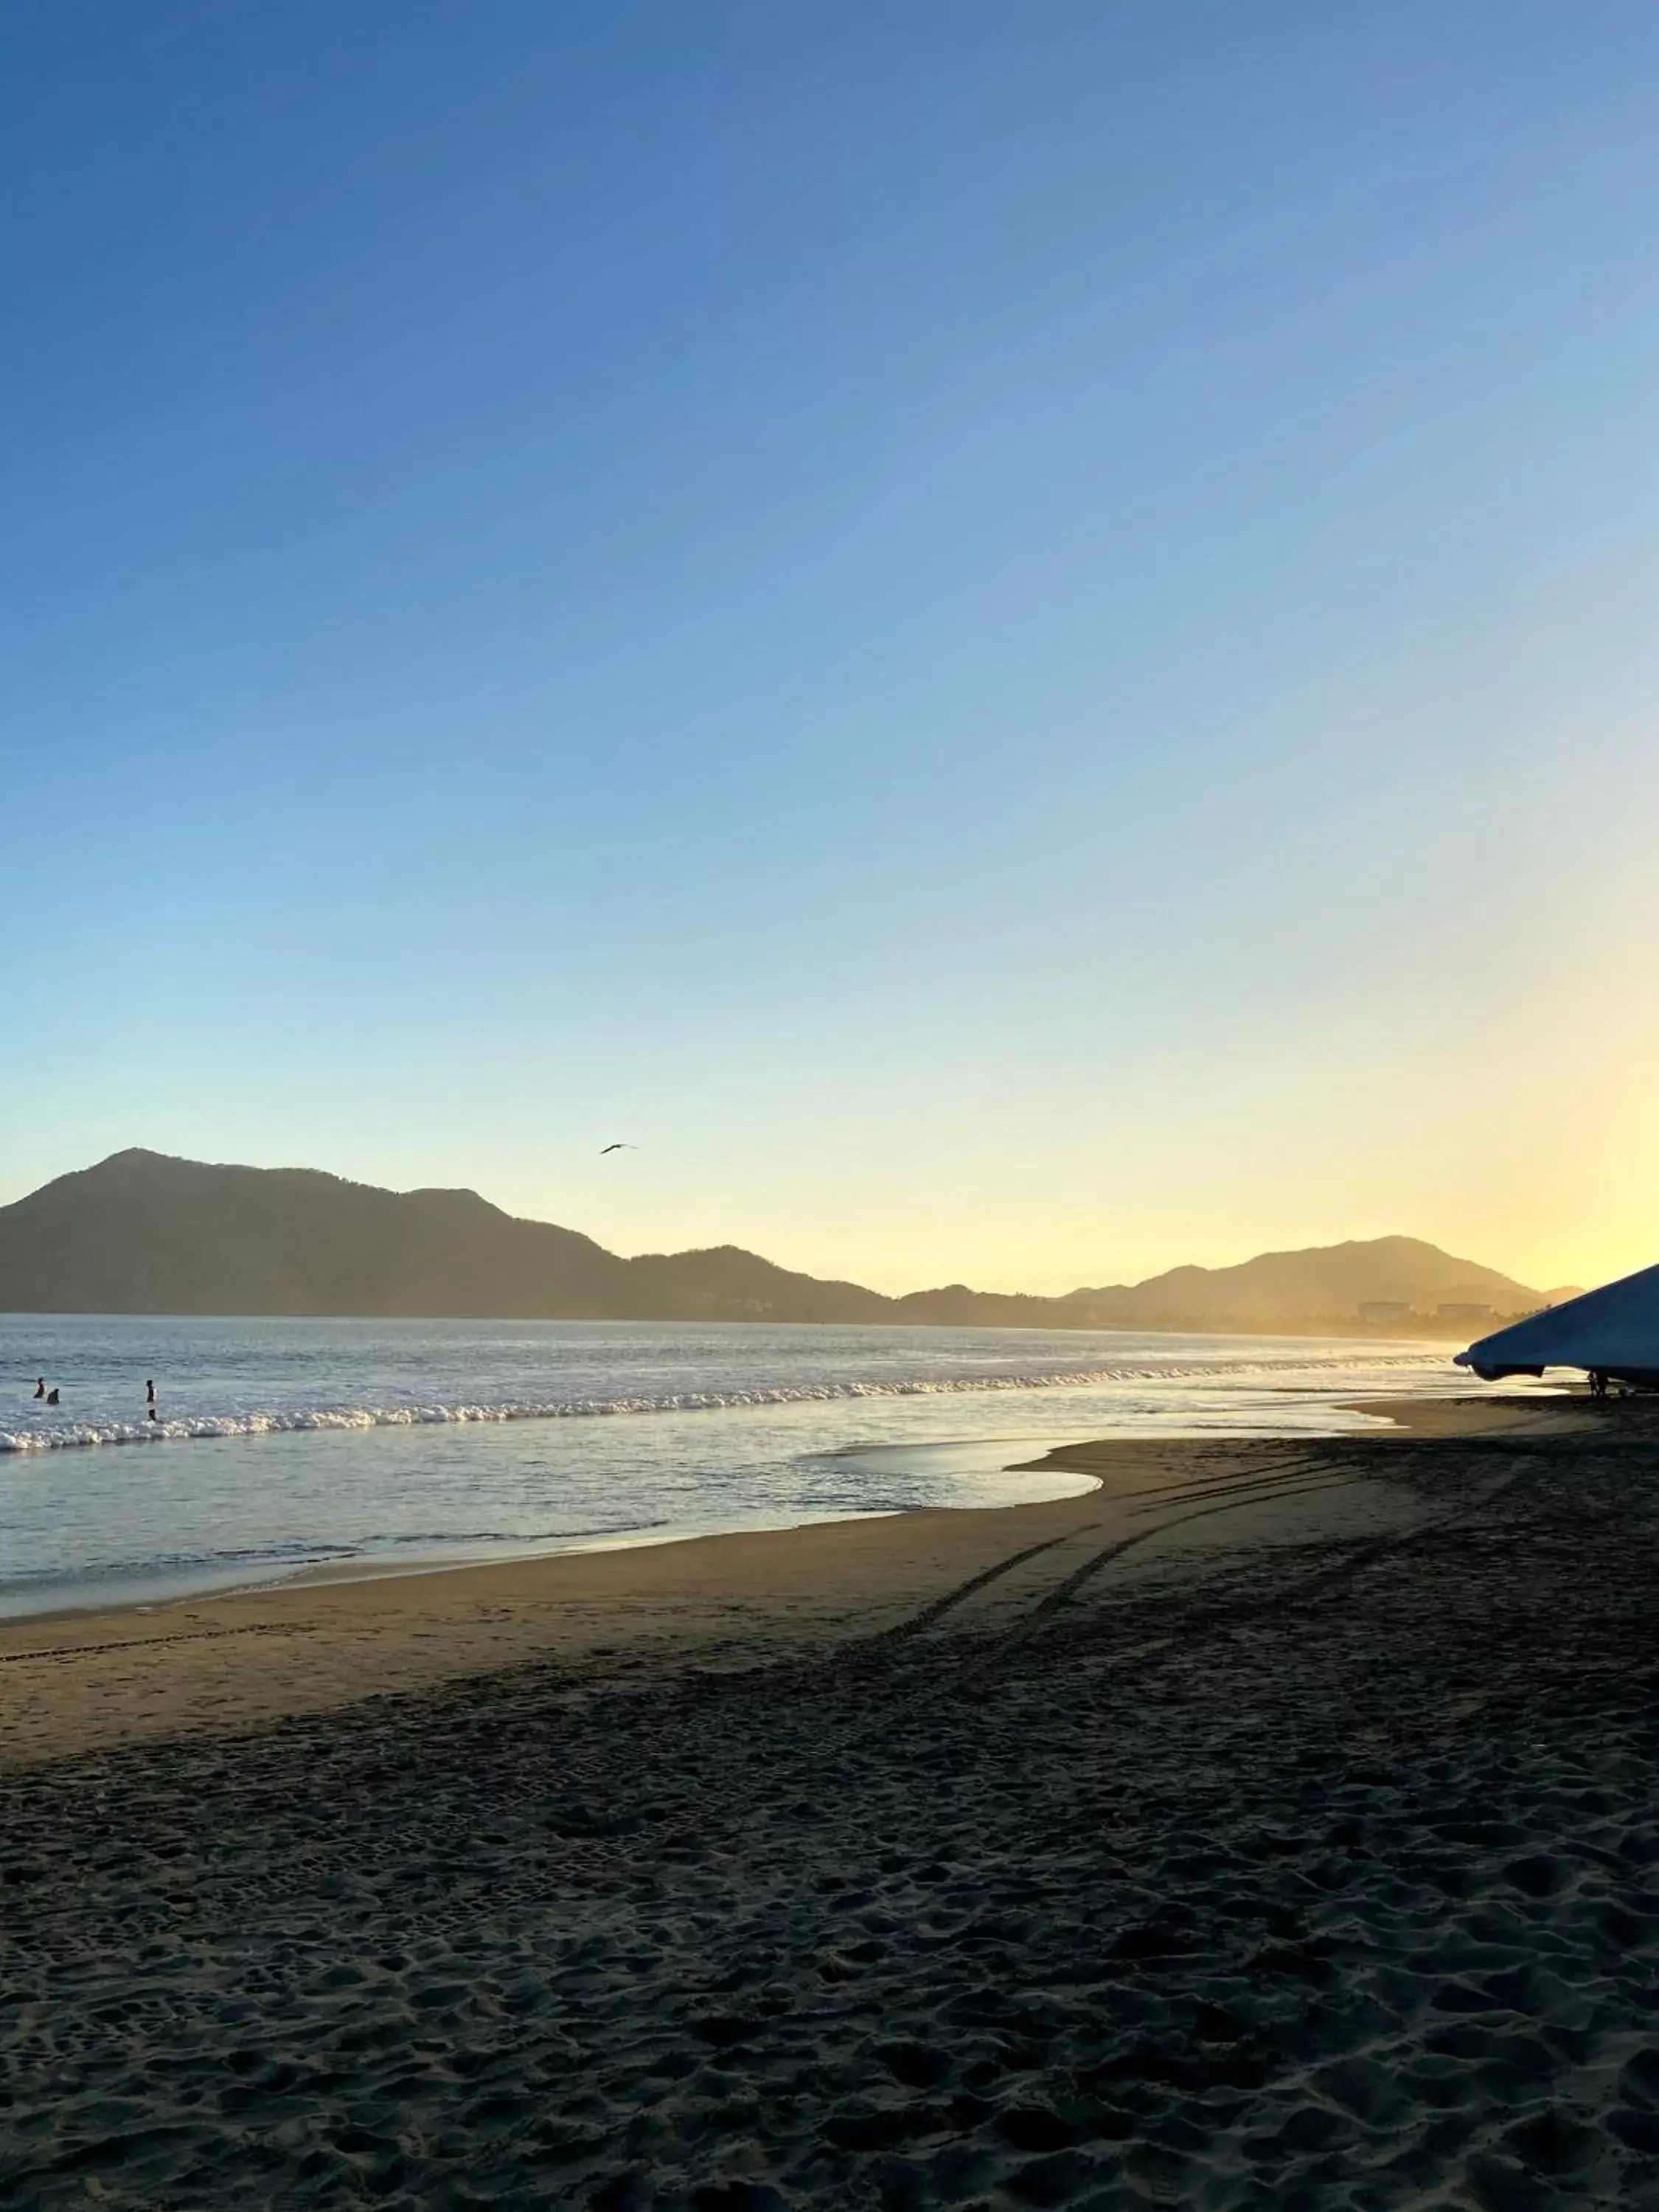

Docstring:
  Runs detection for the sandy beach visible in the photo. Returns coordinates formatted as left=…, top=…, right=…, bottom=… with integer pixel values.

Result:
left=6, top=1391, right=1658, bottom=2208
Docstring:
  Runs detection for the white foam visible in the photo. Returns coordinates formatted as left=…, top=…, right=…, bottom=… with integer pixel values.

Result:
left=0, top=1350, right=1442, bottom=1455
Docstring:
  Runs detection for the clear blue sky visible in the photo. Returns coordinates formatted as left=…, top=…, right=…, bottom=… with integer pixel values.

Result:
left=6, top=3, right=1658, bottom=1293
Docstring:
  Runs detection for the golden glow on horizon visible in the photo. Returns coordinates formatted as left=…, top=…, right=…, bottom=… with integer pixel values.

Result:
left=498, top=948, right=1659, bottom=1301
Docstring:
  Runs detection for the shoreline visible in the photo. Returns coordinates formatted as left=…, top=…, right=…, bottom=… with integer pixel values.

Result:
left=0, top=1505, right=919, bottom=1630
left=0, top=1376, right=1561, bottom=1631
left=7, top=1388, right=1656, bottom=2206
left=0, top=1459, right=1104, bottom=1631
left=0, top=1392, right=1561, bottom=1770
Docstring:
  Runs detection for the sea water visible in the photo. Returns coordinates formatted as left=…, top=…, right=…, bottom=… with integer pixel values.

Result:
left=0, top=1316, right=1520, bottom=1617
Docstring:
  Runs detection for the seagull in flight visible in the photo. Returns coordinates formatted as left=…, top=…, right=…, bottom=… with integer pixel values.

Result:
left=599, top=1141, right=636, bottom=1154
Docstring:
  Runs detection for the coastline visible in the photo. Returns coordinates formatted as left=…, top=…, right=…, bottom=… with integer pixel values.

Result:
left=7, top=1388, right=1658, bottom=2207
left=0, top=1392, right=1557, bottom=1770
left=2, top=1321, right=1461, bottom=1635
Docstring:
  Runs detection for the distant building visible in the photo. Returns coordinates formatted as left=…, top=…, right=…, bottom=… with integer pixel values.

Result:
left=1358, top=1300, right=1413, bottom=1324
left=1436, top=1301, right=1494, bottom=1323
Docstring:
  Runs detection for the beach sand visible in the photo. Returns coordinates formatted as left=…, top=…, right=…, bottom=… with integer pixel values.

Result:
left=5, top=1393, right=1658, bottom=2208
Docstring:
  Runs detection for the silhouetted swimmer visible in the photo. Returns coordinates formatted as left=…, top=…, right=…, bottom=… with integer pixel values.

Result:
left=45, top=1388, right=60, bottom=1406
left=1590, top=1368, right=1609, bottom=1399
left=34, top=1377, right=44, bottom=1399
left=146, top=1379, right=156, bottom=1405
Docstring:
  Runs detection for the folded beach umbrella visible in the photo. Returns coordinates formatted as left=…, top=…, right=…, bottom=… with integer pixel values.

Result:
left=1455, top=1263, right=1659, bottom=1388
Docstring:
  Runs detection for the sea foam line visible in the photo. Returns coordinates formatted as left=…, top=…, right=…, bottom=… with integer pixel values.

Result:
left=0, top=1352, right=1446, bottom=1455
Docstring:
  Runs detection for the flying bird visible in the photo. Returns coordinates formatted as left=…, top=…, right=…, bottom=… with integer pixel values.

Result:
left=599, top=1142, right=636, bottom=1154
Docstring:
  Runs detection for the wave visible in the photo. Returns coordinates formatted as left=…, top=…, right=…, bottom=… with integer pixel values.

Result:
left=0, top=1351, right=1446, bottom=1455
left=0, top=1517, right=675, bottom=1596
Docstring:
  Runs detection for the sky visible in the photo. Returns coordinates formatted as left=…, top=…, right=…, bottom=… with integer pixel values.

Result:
left=4, top=2, right=1658, bottom=1297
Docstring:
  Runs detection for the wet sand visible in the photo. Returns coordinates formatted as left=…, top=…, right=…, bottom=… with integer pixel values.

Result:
left=6, top=1394, right=1658, bottom=2208
left=0, top=1413, right=1481, bottom=1770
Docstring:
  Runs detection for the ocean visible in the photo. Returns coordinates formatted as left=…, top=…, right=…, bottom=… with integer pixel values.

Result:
left=0, top=1315, right=1518, bottom=1618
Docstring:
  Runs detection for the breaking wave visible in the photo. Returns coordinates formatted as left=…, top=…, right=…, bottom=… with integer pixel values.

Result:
left=0, top=1351, right=1444, bottom=1455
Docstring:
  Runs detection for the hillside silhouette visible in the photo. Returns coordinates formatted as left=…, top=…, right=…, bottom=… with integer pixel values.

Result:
left=0, top=1150, right=1552, bottom=1334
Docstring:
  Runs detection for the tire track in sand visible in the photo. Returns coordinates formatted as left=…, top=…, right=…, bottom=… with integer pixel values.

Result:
left=851, top=1450, right=1344, bottom=1662
left=818, top=1457, right=1363, bottom=1739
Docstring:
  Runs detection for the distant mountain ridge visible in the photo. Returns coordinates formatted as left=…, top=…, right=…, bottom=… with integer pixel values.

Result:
left=1060, top=1237, right=1565, bottom=1332
left=0, top=1150, right=1558, bottom=1336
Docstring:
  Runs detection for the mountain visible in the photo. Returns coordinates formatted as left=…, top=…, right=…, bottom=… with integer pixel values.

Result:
left=1058, top=1236, right=1547, bottom=1332
left=0, top=1151, right=889, bottom=1324
left=0, top=1151, right=1553, bottom=1334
